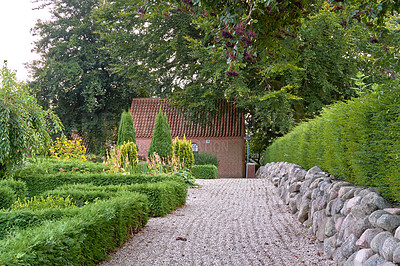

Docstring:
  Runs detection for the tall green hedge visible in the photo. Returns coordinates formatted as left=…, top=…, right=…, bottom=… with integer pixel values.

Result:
left=264, top=85, right=400, bottom=202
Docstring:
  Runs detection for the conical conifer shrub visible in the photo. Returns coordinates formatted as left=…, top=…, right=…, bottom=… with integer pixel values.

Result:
left=117, top=110, right=136, bottom=146
left=173, top=135, right=194, bottom=169
left=148, top=108, right=172, bottom=161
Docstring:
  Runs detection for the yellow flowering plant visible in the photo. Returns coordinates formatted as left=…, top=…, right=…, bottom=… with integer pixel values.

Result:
left=49, top=137, right=87, bottom=161
left=104, top=145, right=123, bottom=173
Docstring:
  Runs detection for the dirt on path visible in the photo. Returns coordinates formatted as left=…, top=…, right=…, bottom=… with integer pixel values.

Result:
left=99, top=179, right=334, bottom=265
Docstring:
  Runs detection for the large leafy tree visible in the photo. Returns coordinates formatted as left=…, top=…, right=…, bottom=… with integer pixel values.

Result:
left=29, top=0, right=142, bottom=154
left=95, top=0, right=203, bottom=97
left=0, top=64, right=62, bottom=175
left=96, top=0, right=400, bottom=162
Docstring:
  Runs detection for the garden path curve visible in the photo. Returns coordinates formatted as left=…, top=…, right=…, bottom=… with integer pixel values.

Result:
left=99, top=178, right=333, bottom=265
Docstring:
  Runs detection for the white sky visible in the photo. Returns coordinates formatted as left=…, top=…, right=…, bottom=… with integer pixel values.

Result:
left=0, top=1, right=50, bottom=81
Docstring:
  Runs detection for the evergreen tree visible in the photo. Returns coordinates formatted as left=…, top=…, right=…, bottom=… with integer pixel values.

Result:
left=148, top=108, right=172, bottom=161
left=117, top=110, right=136, bottom=146
left=173, top=136, right=194, bottom=169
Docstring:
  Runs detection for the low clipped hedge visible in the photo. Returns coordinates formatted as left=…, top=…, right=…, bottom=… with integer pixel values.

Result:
left=0, top=192, right=149, bottom=265
left=13, top=172, right=184, bottom=197
left=192, top=165, right=218, bottom=179
left=0, top=179, right=28, bottom=209
left=0, top=208, right=71, bottom=241
left=127, top=181, right=187, bottom=216
left=263, top=84, right=400, bottom=203
left=44, top=180, right=187, bottom=217
left=16, top=158, right=110, bottom=175
left=0, top=179, right=28, bottom=200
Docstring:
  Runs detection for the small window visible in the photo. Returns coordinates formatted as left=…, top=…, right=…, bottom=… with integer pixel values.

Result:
left=192, top=143, right=199, bottom=153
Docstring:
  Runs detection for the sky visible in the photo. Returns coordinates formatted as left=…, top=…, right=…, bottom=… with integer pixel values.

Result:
left=0, top=1, right=50, bottom=82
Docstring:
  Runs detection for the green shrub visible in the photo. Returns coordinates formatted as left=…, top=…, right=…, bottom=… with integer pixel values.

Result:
left=263, top=83, right=400, bottom=203
left=173, top=170, right=197, bottom=187
left=44, top=181, right=187, bottom=217
left=192, top=165, right=218, bottom=179
left=0, top=186, right=16, bottom=209
left=0, top=208, right=70, bottom=241
left=117, top=110, right=136, bottom=146
left=136, top=162, right=149, bottom=174
left=120, top=141, right=138, bottom=170
left=13, top=171, right=183, bottom=197
left=194, top=152, right=219, bottom=167
left=42, top=184, right=114, bottom=207
left=127, top=181, right=187, bottom=216
left=173, top=136, right=194, bottom=169
left=0, top=179, right=27, bottom=200
left=148, top=108, right=172, bottom=161
left=0, top=193, right=149, bottom=265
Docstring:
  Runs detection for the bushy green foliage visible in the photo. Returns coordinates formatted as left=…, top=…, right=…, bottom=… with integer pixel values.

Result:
left=127, top=181, right=187, bottom=216
left=0, top=193, right=149, bottom=265
left=15, top=158, right=109, bottom=176
left=11, top=195, right=76, bottom=211
left=13, top=170, right=184, bottom=197
left=192, top=165, right=218, bottom=179
left=136, top=162, right=149, bottom=174
left=29, top=0, right=138, bottom=155
left=194, top=152, right=219, bottom=167
left=0, top=208, right=69, bottom=241
left=44, top=180, right=187, bottom=217
left=148, top=108, right=173, bottom=161
left=0, top=186, right=16, bottom=209
left=173, top=136, right=194, bottom=169
left=0, top=179, right=27, bottom=200
left=173, top=170, right=198, bottom=188
left=42, top=184, right=113, bottom=207
left=0, top=64, right=62, bottom=175
left=117, top=110, right=136, bottom=146
left=264, top=82, right=400, bottom=203
left=120, top=141, right=138, bottom=169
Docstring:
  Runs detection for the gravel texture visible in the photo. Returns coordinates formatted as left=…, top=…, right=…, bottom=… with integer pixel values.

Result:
left=99, top=179, right=334, bottom=265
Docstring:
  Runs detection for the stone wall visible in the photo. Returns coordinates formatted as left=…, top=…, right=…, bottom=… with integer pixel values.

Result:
left=257, top=162, right=400, bottom=265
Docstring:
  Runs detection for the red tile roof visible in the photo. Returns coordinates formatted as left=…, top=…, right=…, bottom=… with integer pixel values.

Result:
left=130, top=98, right=245, bottom=138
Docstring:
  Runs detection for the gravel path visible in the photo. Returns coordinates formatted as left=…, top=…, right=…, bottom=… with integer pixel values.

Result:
left=99, top=179, right=334, bottom=265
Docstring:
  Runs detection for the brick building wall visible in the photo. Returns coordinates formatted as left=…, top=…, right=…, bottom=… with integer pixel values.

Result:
left=136, top=137, right=245, bottom=178
left=131, top=98, right=245, bottom=178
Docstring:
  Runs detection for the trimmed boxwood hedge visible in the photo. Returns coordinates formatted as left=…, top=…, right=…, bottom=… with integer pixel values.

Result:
left=44, top=181, right=187, bottom=217
left=0, top=208, right=72, bottom=241
left=263, top=85, right=400, bottom=203
left=13, top=172, right=184, bottom=197
left=192, top=165, right=218, bottom=179
left=0, top=193, right=149, bottom=265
